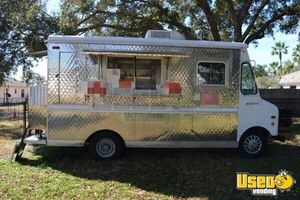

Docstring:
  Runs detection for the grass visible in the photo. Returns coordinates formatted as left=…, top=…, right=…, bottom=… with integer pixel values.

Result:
left=0, top=125, right=300, bottom=200
left=0, top=125, right=23, bottom=141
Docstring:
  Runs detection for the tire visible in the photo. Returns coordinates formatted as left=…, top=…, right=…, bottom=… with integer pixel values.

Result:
left=89, top=132, right=123, bottom=160
left=239, top=131, right=267, bottom=158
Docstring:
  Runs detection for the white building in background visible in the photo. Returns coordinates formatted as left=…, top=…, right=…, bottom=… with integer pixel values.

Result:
left=0, top=78, right=28, bottom=102
left=279, top=70, right=300, bottom=89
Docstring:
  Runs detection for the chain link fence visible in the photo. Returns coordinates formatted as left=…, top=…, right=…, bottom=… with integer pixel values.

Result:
left=0, top=99, right=26, bottom=140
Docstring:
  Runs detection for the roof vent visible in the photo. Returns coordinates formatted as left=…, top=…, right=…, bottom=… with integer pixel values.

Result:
left=145, top=30, right=185, bottom=40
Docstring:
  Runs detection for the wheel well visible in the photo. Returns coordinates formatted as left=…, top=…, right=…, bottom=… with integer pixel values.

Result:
left=242, top=126, right=271, bottom=138
left=85, top=129, right=125, bottom=147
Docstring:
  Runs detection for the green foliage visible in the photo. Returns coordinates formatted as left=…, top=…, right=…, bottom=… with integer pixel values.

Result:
left=255, top=64, right=268, bottom=77
left=293, top=44, right=300, bottom=64
left=256, top=76, right=278, bottom=89
left=1, top=0, right=300, bottom=83
left=0, top=0, right=58, bottom=84
left=255, top=64, right=279, bottom=88
left=271, top=41, right=289, bottom=68
left=256, top=42, right=300, bottom=88
left=278, top=60, right=295, bottom=75
left=57, top=0, right=300, bottom=44
left=268, top=62, right=280, bottom=75
left=22, top=68, right=45, bottom=85
left=267, top=60, right=294, bottom=76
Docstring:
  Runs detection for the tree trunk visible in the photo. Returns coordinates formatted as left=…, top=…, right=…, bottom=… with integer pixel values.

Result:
left=279, top=52, right=282, bottom=69
left=196, top=0, right=221, bottom=41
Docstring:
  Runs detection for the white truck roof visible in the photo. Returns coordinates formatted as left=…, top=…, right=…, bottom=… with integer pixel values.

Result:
left=48, top=35, right=247, bottom=50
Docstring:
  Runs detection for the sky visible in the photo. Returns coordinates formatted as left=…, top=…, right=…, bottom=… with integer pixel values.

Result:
left=248, top=33, right=299, bottom=66
left=12, top=1, right=300, bottom=80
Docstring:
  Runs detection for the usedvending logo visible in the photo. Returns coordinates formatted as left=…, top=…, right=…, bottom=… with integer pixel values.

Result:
left=236, top=170, right=296, bottom=196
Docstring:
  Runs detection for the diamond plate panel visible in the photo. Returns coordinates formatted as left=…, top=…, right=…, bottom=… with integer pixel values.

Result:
left=48, top=51, right=59, bottom=104
left=191, top=113, right=237, bottom=140
left=28, top=106, right=47, bottom=130
left=135, top=113, right=192, bottom=141
left=28, top=86, right=47, bottom=130
left=48, top=110, right=135, bottom=141
left=135, top=112, right=237, bottom=141
left=46, top=43, right=240, bottom=142
left=47, top=109, right=237, bottom=142
left=48, top=44, right=240, bottom=108
left=60, top=52, right=98, bottom=104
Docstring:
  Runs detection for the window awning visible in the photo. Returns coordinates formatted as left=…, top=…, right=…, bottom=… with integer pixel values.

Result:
left=81, top=51, right=190, bottom=58
left=29, top=50, right=47, bottom=57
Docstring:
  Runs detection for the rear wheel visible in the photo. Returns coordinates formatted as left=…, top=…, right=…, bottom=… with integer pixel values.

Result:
left=239, top=131, right=267, bottom=158
left=89, top=132, right=123, bottom=160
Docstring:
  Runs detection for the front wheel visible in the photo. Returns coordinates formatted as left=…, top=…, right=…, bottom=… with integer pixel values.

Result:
left=239, top=131, right=267, bottom=158
left=89, top=133, right=123, bottom=160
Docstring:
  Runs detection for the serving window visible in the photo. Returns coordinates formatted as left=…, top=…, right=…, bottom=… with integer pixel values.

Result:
left=107, top=57, right=161, bottom=90
left=136, top=59, right=161, bottom=90
left=78, top=54, right=182, bottom=97
left=108, top=57, right=135, bottom=82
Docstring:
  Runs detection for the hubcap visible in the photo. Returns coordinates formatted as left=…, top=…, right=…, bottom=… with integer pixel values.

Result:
left=243, top=135, right=262, bottom=154
left=96, top=138, right=116, bottom=158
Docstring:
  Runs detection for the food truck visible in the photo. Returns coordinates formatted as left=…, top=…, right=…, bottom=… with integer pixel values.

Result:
left=15, top=30, right=280, bottom=160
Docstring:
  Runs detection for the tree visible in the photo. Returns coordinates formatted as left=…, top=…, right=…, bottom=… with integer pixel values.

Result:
left=268, top=62, right=279, bottom=75
left=0, top=0, right=58, bottom=84
left=255, top=63, right=282, bottom=88
left=59, top=0, right=300, bottom=44
left=291, top=44, right=300, bottom=72
left=278, top=60, right=294, bottom=75
left=22, top=68, right=44, bottom=85
left=1, top=0, right=300, bottom=83
left=271, top=41, right=288, bottom=68
left=255, top=64, right=268, bottom=77
left=256, top=76, right=278, bottom=88
left=293, top=44, right=300, bottom=64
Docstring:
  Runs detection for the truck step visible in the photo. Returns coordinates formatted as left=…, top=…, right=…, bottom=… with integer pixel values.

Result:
left=24, top=135, right=47, bottom=145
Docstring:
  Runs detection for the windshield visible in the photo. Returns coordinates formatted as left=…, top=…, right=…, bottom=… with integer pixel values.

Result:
left=241, top=62, right=257, bottom=95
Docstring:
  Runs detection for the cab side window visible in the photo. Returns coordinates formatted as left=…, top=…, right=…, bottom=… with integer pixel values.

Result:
left=241, top=63, right=257, bottom=95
